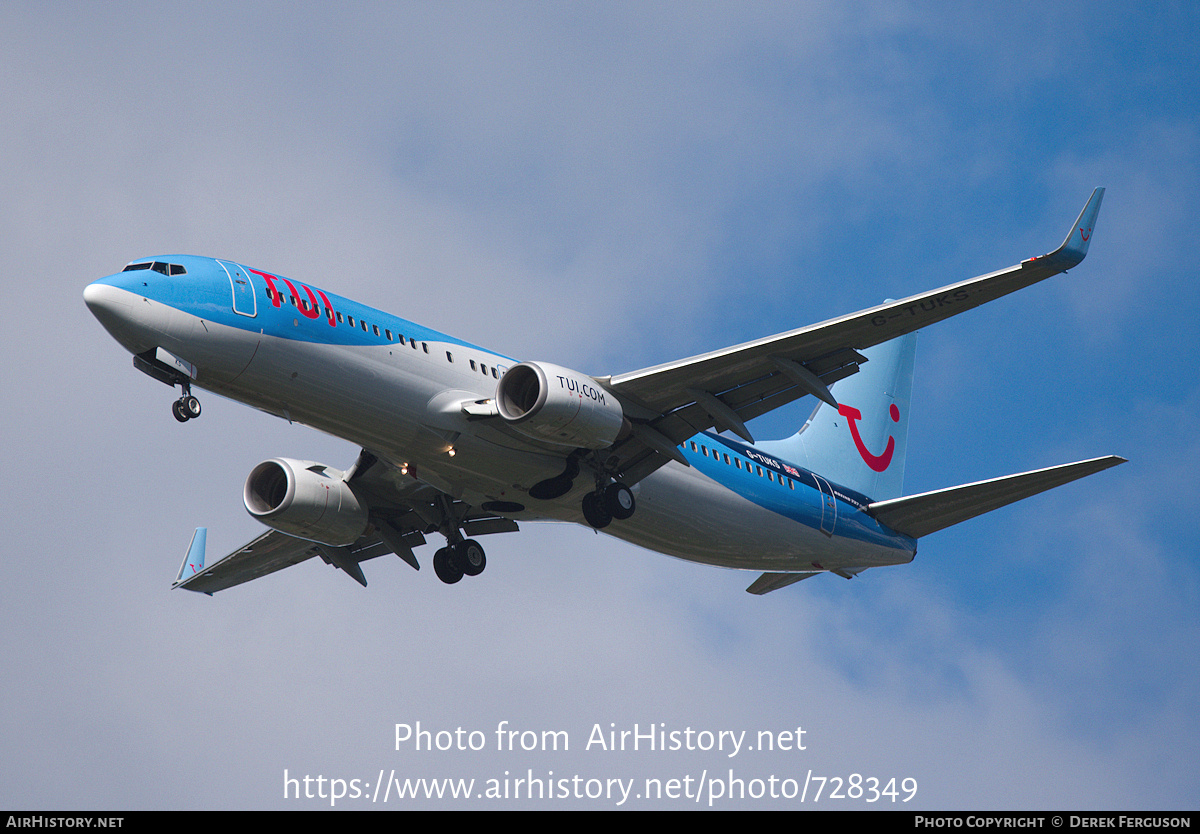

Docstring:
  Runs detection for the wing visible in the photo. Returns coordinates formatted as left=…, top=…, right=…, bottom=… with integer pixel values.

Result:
left=172, top=449, right=519, bottom=594
left=598, top=189, right=1104, bottom=485
left=173, top=528, right=322, bottom=595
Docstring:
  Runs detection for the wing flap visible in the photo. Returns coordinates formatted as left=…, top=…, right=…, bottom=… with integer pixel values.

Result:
left=605, top=350, right=863, bottom=482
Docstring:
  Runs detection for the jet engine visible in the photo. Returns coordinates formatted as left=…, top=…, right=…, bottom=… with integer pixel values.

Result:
left=243, top=458, right=369, bottom=546
left=496, top=361, right=625, bottom=448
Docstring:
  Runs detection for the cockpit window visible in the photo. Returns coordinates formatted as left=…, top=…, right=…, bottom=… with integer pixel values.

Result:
left=122, top=261, right=186, bottom=275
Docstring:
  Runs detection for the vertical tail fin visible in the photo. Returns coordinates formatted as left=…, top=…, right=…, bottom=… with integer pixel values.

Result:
left=756, top=332, right=917, bottom=500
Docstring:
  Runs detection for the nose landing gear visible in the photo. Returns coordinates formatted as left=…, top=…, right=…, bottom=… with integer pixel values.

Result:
left=171, top=377, right=202, bottom=422
left=172, top=393, right=202, bottom=422
left=131, top=349, right=203, bottom=423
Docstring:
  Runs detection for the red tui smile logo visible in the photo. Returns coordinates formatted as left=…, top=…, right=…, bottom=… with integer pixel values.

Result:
left=838, top=402, right=900, bottom=472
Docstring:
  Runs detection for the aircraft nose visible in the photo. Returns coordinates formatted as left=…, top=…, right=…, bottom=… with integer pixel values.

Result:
left=83, top=280, right=130, bottom=322
left=84, top=279, right=154, bottom=354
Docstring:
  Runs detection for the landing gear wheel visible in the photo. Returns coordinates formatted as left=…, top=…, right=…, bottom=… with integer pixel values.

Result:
left=172, top=395, right=201, bottom=422
left=452, top=539, right=486, bottom=577
left=582, top=492, right=612, bottom=529
left=433, top=547, right=463, bottom=584
left=603, top=482, right=635, bottom=520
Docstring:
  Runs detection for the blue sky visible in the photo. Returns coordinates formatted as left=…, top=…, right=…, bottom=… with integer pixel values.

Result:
left=1, top=2, right=1197, bottom=809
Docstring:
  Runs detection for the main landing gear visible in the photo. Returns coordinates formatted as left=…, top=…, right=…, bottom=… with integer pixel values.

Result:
left=432, top=539, right=486, bottom=585
left=529, top=454, right=637, bottom=530
left=582, top=482, right=635, bottom=530
left=426, top=495, right=489, bottom=585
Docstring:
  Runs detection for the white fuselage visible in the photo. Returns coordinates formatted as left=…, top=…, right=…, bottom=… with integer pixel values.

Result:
left=84, top=257, right=915, bottom=576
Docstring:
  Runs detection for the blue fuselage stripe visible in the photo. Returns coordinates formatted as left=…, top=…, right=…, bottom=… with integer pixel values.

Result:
left=96, top=256, right=514, bottom=359
left=681, top=431, right=912, bottom=551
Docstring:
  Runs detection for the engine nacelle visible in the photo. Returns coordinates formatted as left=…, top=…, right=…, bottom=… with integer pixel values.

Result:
left=243, top=458, right=369, bottom=546
left=496, top=361, right=625, bottom=448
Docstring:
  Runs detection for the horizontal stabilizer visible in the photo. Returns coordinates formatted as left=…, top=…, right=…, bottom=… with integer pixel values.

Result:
left=867, top=455, right=1126, bottom=539
left=746, top=570, right=820, bottom=595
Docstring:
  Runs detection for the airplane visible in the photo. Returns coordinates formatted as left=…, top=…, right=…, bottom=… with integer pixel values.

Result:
left=83, top=188, right=1123, bottom=596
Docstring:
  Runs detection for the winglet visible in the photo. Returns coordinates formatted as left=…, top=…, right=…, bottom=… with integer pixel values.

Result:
left=173, top=527, right=208, bottom=589
left=1023, top=187, right=1104, bottom=271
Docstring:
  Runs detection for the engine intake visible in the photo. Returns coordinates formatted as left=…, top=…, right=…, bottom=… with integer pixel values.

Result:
left=496, top=361, right=625, bottom=448
left=243, top=458, right=369, bottom=546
